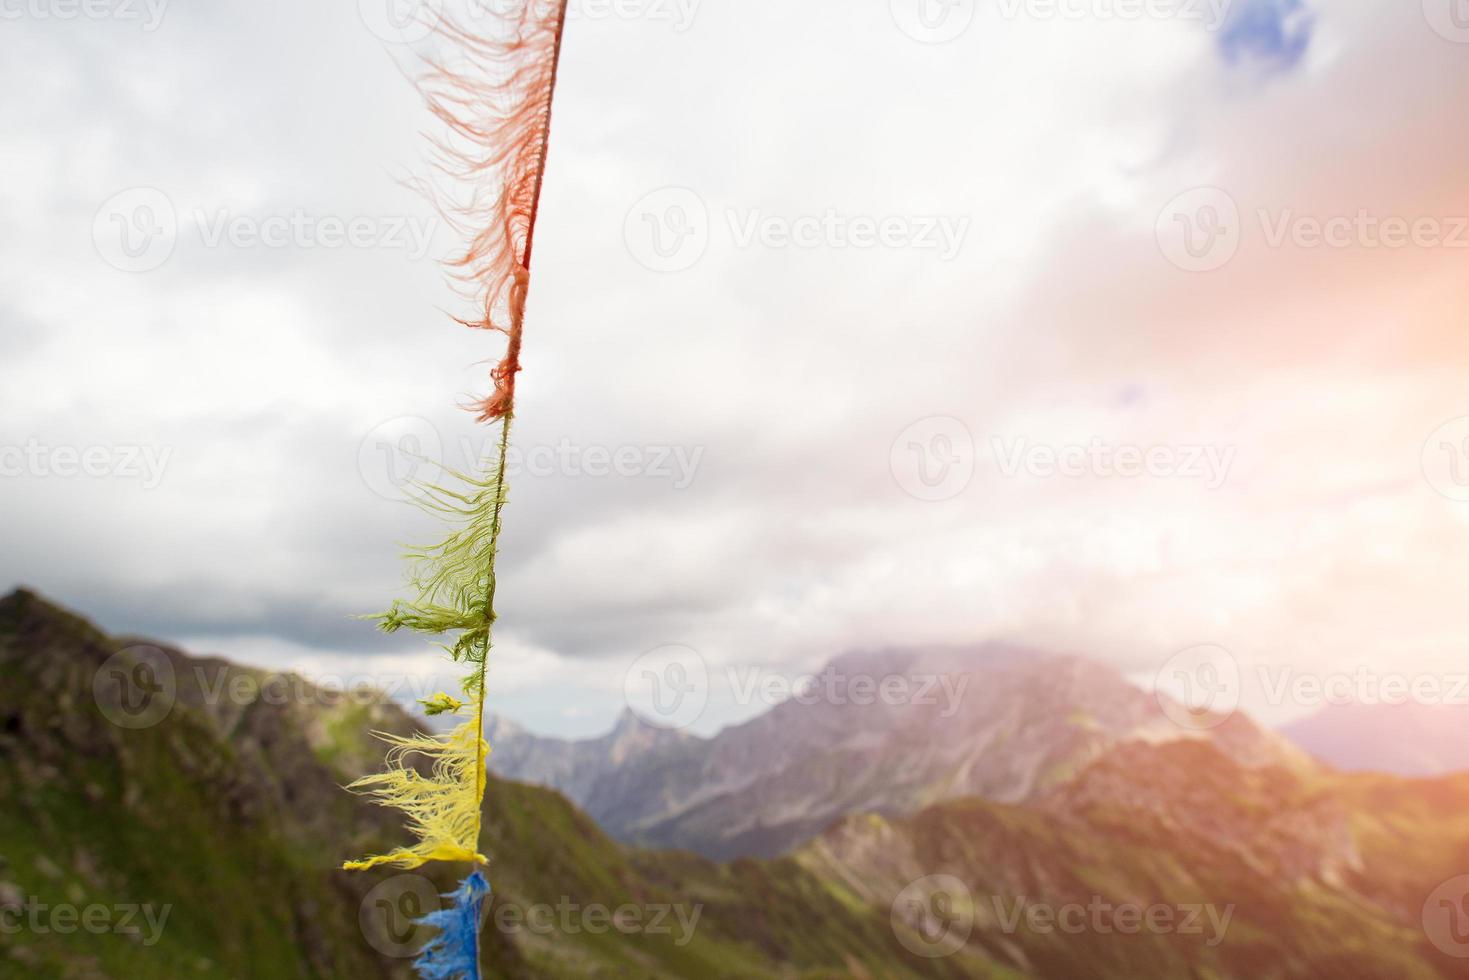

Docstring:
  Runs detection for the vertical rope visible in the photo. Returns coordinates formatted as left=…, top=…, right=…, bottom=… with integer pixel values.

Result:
left=470, top=0, right=571, bottom=855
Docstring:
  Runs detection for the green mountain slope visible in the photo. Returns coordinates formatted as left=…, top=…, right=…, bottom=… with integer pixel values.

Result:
left=0, top=590, right=954, bottom=979
left=801, top=739, right=1469, bottom=979
left=3, top=588, right=1467, bottom=979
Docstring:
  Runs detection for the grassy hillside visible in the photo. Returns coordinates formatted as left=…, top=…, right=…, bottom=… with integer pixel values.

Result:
left=0, top=590, right=943, bottom=979
left=3, top=588, right=1467, bottom=979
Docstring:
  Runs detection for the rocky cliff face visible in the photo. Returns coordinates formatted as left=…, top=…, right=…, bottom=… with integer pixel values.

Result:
left=5, top=588, right=1468, bottom=980
left=488, top=645, right=1310, bottom=859
left=0, top=589, right=956, bottom=979
left=0, top=587, right=404, bottom=979
left=800, top=739, right=1469, bottom=979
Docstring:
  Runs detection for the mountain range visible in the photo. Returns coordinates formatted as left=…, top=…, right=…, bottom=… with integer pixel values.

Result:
left=1283, top=702, right=1469, bottom=777
left=4, top=587, right=1468, bottom=978
left=486, top=645, right=1312, bottom=859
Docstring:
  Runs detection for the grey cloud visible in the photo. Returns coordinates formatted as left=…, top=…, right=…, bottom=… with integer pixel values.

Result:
left=2, top=3, right=1468, bottom=737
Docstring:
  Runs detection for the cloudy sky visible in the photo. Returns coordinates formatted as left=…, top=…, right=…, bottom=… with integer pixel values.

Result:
left=2, top=0, right=1467, bottom=737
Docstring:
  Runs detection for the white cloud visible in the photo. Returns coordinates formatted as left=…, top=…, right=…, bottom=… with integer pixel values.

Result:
left=2, top=2, right=1467, bottom=736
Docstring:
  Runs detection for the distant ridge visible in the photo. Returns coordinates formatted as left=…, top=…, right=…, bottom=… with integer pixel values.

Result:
left=488, top=643, right=1310, bottom=858
left=1284, top=701, right=1469, bottom=777
left=4, top=589, right=1468, bottom=978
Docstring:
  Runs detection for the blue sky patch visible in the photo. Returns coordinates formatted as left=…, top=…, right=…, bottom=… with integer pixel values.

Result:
left=1219, top=0, right=1314, bottom=72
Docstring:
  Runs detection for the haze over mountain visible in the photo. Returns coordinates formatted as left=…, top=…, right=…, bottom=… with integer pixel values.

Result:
left=1284, top=703, right=1469, bottom=778
left=487, top=644, right=1312, bottom=859
left=0, top=588, right=915, bottom=979
left=7, top=589, right=1469, bottom=978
